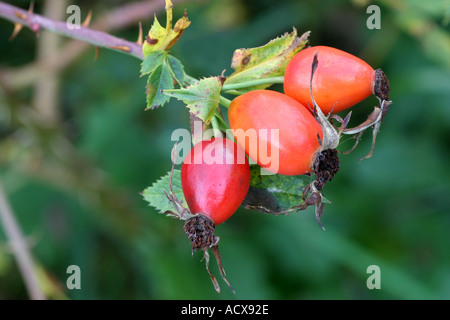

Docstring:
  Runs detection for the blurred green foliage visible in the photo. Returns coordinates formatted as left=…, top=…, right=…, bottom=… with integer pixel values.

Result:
left=0, top=0, right=449, bottom=300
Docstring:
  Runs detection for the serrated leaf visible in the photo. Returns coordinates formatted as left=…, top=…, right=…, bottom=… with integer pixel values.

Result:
left=142, top=53, right=187, bottom=110
left=140, top=50, right=168, bottom=76
left=242, top=165, right=311, bottom=214
left=163, top=77, right=223, bottom=124
left=167, top=55, right=186, bottom=85
left=142, top=169, right=187, bottom=214
left=146, top=63, right=174, bottom=109
left=224, top=29, right=310, bottom=94
left=142, top=0, right=191, bottom=56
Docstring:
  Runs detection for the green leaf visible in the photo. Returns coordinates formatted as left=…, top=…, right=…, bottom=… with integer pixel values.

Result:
left=224, top=29, right=310, bottom=94
left=142, top=169, right=187, bottom=214
left=142, top=53, right=187, bottom=110
left=167, top=55, right=186, bottom=85
left=163, top=77, right=223, bottom=125
left=140, top=50, right=168, bottom=76
left=146, top=63, right=174, bottom=110
left=242, top=165, right=311, bottom=214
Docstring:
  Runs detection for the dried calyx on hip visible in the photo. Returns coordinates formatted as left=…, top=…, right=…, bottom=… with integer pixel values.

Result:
left=162, top=145, right=234, bottom=294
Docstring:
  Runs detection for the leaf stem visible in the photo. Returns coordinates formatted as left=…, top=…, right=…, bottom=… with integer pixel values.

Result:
left=214, top=109, right=230, bottom=130
left=219, top=95, right=232, bottom=108
left=184, top=74, right=198, bottom=85
left=210, top=116, right=222, bottom=138
left=222, top=76, right=284, bottom=92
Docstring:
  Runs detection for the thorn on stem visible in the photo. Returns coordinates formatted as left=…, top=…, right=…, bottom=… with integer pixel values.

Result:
left=82, top=10, right=92, bottom=27
left=14, top=11, right=26, bottom=20
left=28, top=1, right=34, bottom=14
left=94, top=47, right=100, bottom=61
left=108, top=45, right=131, bottom=53
left=9, top=23, right=24, bottom=41
left=136, top=22, right=143, bottom=46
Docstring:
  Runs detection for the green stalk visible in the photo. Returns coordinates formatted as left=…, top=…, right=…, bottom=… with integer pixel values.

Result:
left=222, top=76, right=284, bottom=92
left=214, top=109, right=230, bottom=130
left=210, top=115, right=222, bottom=138
left=219, top=96, right=232, bottom=108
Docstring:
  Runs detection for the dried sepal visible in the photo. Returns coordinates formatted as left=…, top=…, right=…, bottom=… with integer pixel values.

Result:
left=164, top=143, right=234, bottom=294
left=340, top=131, right=364, bottom=155
left=163, top=143, right=194, bottom=221
left=182, top=215, right=234, bottom=294
left=309, top=52, right=340, bottom=152
left=210, top=239, right=235, bottom=294
left=331, top=111, right=353, bottom=137
left=201, top=248, right=221, bottom=293
left=338, top=99, right=392, bottom=161
left=142, top=0, right=190, bottom=56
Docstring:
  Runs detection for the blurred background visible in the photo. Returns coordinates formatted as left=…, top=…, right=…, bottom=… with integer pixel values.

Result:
left=0, top=0, right=449, bottom=299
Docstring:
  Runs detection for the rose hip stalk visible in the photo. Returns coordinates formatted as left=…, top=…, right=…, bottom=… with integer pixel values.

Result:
left=165, top=137, right=250, bottom=293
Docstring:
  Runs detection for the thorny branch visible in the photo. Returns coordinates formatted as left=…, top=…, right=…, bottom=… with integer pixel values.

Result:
left=1, top=0, right=188, bottom=90
left=0, top=1, right=144, bottom=60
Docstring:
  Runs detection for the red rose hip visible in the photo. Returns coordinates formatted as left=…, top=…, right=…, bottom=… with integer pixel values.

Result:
left=228, top=90, right=325, bottom=176
left=284, top=45, right=389, bottom=114
left=181, top=137, right=250, bottom=226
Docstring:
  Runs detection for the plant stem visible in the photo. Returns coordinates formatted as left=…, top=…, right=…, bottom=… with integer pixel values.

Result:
left=214, top=109, right=230, bottom=130
left=0, top=1, right=143, bottom=60
left=219, top=96, right=232, bottom=108
left=33, top=0, right=67, bottom=127
left=210, top=116, right=222, bottom=138
left=0, top=180, right=45, bottom=300
left=222, top=76, right=284, bottom=92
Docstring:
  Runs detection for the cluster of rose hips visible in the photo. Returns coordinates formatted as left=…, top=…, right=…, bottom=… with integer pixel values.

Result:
left=164, top=45, right=390, bottom=293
